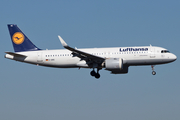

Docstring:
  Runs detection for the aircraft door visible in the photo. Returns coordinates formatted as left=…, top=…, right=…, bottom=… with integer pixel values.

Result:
left=150, top=47, right=155, bottom=58
left=37, top=52, right=43, bottom=62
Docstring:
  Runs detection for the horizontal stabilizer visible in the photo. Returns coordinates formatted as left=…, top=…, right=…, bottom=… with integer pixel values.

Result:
left=5, top=52, right=27, bottom=57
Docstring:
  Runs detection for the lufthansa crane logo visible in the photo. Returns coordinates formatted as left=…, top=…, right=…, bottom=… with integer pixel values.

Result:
left=12, top=32, right=25, bottom=44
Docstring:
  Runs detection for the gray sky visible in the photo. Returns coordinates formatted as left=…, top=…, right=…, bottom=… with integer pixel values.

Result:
left=0, top=0, right=180, bottom=120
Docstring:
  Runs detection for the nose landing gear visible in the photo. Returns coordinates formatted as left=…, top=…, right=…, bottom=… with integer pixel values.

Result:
left=152, top=71, right=156, bottom=75
left=151, top=65, right=156, bottom=75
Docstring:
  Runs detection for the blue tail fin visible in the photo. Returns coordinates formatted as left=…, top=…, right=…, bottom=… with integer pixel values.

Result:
left=7, top=24, right=41, bottom=52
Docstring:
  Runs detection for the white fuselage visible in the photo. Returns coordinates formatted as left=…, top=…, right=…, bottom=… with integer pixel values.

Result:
left=6, top=24, right=177, bottom=78
left=5, top=46, right=177, bottom=68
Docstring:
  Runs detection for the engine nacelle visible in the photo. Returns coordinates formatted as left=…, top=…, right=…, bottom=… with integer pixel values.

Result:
left=105, top=58, right=128, bottom=74
left=105, top=58, right=123, bottom=70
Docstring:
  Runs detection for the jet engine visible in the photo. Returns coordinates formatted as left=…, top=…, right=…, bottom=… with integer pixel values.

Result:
left=105, top=58, right=123, bottom=70
left=105, top=58, right=128, bottom=74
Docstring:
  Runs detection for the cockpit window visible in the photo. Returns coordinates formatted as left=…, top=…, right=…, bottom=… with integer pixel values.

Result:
left=161, top=50, right=170, bottom=53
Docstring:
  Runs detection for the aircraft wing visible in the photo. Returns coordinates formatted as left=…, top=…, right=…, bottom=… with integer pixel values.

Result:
left=58, top=36, right=105, bottom=61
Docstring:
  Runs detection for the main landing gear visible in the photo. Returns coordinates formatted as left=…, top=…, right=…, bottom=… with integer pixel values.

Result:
left=90, top=69, right=100, bottom=79
left=151, top=65, right=156, bottom=75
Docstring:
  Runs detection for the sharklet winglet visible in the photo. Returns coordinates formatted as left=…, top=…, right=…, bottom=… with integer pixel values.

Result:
left=58, top=35, right=68, bottom=47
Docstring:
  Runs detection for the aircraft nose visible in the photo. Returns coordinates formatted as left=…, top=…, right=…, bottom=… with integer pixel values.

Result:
left=171, top=54, right=177, bottom=61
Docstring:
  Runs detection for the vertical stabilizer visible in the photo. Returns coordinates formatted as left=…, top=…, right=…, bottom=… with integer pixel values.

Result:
left=7, top=24, right=41, bottom=52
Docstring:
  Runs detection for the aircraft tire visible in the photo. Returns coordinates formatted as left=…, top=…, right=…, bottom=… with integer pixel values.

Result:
left=95, top=73, right=100, bottom=79
left=90, top=70, right=96, bottom=76
left=152, top=71, right=156, bottom=75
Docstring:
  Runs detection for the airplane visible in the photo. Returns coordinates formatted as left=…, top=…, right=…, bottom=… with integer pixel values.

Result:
left=5, top=24, right=177, bottom=79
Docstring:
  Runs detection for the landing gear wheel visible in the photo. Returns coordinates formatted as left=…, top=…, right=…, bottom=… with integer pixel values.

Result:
left=95, top=73, right=100, bottom=79
left=90, top=70, right=96, bottom=76
left=151, top=65, right=156, bottom=75
left=90, top=66, right=101, bottom=79
left=152, top=71, right=156, bottom=75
